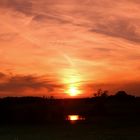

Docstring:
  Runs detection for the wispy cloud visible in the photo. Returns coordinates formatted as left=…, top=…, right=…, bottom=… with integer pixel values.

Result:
left=0, top=0, right=32, bottom=15
left=0, top=72, right=61, bottom=96
left=91, top=18, right=140, bottom=43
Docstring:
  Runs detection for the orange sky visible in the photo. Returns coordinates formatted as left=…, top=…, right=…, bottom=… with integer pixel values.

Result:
left=0, top=0, right=140, bottom=97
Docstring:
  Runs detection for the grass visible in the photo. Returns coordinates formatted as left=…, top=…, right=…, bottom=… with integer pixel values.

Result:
left=0, top=121, right=140, bottom=140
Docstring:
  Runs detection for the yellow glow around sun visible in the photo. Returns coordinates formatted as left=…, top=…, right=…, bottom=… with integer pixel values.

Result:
left=66, top=86, right=81, bottom=96
left=61, top=69, right=83, bottom=97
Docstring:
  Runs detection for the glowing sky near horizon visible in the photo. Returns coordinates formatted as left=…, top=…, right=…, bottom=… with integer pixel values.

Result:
left=0, top=0, right=140, bottom=97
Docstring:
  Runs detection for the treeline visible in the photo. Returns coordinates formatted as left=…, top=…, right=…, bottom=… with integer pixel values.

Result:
left=0, top=91, right=139, bottom=124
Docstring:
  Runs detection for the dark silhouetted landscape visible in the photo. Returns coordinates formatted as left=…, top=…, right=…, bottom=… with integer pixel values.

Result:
left=0, top=91, right=140, bottom=140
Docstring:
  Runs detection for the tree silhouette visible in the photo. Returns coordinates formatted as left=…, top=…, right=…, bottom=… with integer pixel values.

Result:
left=115, top=91, right=128, bottom=97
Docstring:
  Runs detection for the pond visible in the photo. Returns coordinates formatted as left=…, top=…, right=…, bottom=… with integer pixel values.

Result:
left=66, top=115, right=85, bottom=123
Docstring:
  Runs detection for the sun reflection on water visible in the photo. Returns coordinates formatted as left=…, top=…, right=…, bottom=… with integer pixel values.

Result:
left=68, top=115, right=79, bottom=121
left=66, top=115, right=85, bottom=123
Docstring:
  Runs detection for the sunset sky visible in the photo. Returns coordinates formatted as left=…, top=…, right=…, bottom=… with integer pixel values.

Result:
left=0, top=0, right=140, bottom=98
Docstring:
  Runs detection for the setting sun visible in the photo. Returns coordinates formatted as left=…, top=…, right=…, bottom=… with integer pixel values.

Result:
left=66, top=86, right=81, bottom=97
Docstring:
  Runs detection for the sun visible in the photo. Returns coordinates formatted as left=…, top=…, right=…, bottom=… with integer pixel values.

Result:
left=66, top=86, right=81, bottom=97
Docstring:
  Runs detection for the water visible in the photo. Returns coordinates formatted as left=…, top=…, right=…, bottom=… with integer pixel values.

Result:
left=66, top=115, right=85, bottom=123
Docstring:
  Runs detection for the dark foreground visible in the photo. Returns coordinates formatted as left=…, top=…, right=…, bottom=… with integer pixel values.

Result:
left=0, top=93, right=140, bottom=140
left=0, top=118, right=140, bottom=140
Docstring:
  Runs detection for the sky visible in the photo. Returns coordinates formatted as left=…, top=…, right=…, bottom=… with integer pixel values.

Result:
left=0, top=0, right=140, bottom=98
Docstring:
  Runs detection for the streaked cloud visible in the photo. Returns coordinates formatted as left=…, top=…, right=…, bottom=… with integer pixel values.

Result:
left=0, top=72, right=61, bottom=97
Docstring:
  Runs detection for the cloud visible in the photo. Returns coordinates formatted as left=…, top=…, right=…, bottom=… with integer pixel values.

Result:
left=32, top=14, right=69, bottom=24
left=0, top=0, right=32, bottom=15
left=1, top=0, right=140, bottom=43
left=0, top=72, right=6, bottom=78
left=0, top=33, right=18, bottom=41
left=0, top=72, right=59, bottom=95
left=91, top=18, right=140, bottom=43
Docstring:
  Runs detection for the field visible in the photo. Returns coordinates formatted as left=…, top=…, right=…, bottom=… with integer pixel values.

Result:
left=0, top=120, right=140, bottom=140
